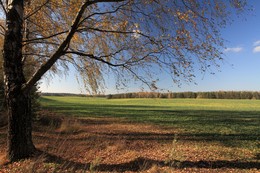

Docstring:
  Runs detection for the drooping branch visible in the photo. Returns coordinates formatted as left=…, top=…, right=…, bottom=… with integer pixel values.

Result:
left=124, top=66, right=154, bottom=90
left=77, top=27, right=157, bottom=44
left=22, top=30, right=69, bottom=46
left=24, top=0, right=50, bottom=20
left=22, top=1, right=90, bottom=93
left=93, top=0, right=126, bottom=3
left=22, top=0, right=127, bottom=93
left=64, top=48, right=162, bottom=90
left=78, top=1, right=129, bottom=26
left=21, top=0, right=247, bottom=94
left=64, top=51, right=126, bottom=67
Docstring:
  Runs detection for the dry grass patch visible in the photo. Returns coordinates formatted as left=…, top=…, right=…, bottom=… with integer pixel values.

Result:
left=58, top=119, right=83, bottom=134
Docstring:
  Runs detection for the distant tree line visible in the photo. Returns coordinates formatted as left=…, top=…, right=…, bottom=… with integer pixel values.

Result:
left=106, top=91, right=260, bottom=100
left=41, top=93, right=106, bottom=97
left=42, top=93, right=86, bottom=97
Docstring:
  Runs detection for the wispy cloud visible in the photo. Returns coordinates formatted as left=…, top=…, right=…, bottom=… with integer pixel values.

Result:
left=253, top=46, right=260, bottom=53
left=253, top=40, right=260, bottom=53
left=253, top=40, right=260, bottom=46
left=224, top=47, right=243, bottom=53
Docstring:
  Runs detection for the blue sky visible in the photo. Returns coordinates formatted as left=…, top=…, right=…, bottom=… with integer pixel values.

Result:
left=40, top=1, right=260, bottom=94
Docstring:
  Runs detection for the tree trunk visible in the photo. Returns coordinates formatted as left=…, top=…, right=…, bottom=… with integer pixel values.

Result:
left=3, top=0, right=35, bottom=162
left=5, top=91, right=35, bottom=161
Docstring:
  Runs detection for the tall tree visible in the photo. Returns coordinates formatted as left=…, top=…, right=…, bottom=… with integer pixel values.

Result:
left=0, top=0, right=247, bottom=161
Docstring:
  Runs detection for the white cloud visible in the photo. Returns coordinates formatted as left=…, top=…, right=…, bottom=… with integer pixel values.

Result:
left=253, top=40, right=260, bottom=46
left=224, top=47, right=243, bottom=53
left=253, top=46, right=260, bottom=53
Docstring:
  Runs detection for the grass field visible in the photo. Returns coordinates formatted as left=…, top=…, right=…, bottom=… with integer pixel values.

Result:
left=1, top=96, right=259, bottom=172
left=40, top=97, right=259, bottom=167
left=40, top=96, right=260, bottom=147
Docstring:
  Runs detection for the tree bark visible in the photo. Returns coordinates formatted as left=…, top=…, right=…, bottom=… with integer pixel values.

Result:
left=3, top=0, right=35, bottom=162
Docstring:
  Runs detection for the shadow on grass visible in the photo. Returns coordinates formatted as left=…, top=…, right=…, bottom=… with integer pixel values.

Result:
left=40, top=97, right=260, bottom=127
left=40, top=101, right=260, bottom=126
left=33, top=112, right=259, bottom=142
left=38, top=151, right=260, bottom=172
left=35, top=106, right=260, bottom=149
left=39, top=97, right=259, bottom=151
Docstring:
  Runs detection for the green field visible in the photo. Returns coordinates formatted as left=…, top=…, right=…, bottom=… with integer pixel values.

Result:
left=40, top=96, right=260, bottom=151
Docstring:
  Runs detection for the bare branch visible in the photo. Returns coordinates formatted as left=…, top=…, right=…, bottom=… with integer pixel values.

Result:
left=23, top=30, right=69, bottom=45
left=93, top=0, right=126, bottom=3
left=124, top=66, right=153, bottom=90
left=65, top=51, right=126, bottom=67
left=23, top=52, right=50, bottom=58
left=0, top=0, right=6, bottom=15
left=78, top=1, right=129, bottom=26
left=77, top=27, right=157, bottom=44
left=23, top=41, right=60, bottom=46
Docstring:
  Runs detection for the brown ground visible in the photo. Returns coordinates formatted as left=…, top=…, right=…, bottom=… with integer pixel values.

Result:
left=0, top=111, right=259, bottom=173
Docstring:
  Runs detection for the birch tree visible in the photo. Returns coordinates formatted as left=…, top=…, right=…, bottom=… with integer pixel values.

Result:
left=0, top=0, right=246, bottom=161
